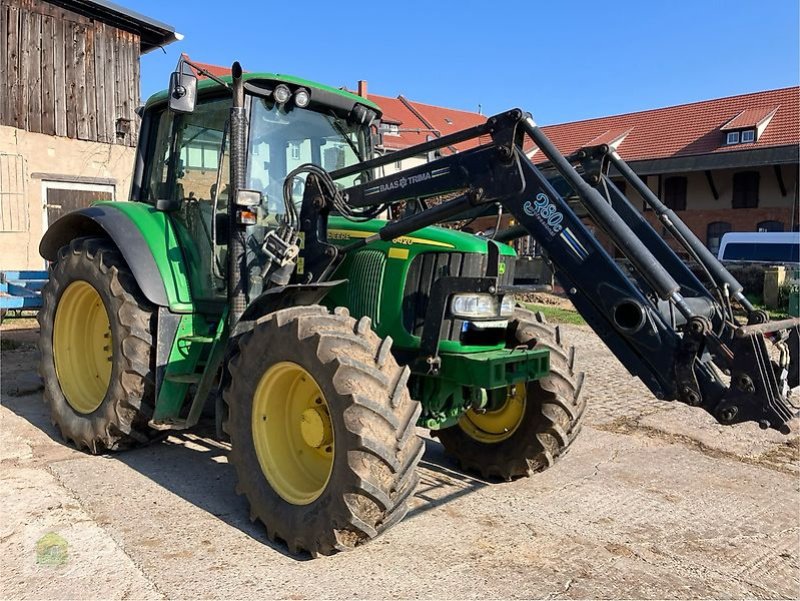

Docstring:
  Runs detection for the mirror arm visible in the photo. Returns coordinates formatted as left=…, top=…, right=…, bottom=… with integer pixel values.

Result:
left=181, top=57, right=232, bottom=91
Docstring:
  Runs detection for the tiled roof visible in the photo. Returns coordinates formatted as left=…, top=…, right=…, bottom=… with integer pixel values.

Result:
left=363, top=93, right=489, bottom=153
left=182, top=54, right=235, bottom=79
left=720, top=106, right=778, bottom=130
left=399, top=97, right=489, bottom=152
left=366, top=94, right=434, bottom=150
left=585, top=127, right=633, bottom=147
left=174, top=59, right=799, bottom=165
left=533, top=86, right=798, bottom=163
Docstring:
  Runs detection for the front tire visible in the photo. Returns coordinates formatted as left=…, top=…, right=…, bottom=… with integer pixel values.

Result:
left=38, top=237, right=156, bottom=453
left=224, top=306, right=423, bottom=556
left=438, top=308, right=586, bottom=480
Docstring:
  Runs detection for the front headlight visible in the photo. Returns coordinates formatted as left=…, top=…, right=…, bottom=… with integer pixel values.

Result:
left=451, top=294, right=514, bottom=319
left=500, top=295, right=516, bottom=317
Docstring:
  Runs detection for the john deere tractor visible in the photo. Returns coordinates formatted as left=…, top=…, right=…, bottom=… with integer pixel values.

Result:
left=38, top=59, right=799, bottom=556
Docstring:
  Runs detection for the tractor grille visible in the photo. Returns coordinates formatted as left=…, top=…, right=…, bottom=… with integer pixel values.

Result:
left=402, top=252, right=515, bottom=341
left=347, top=250, right=386, bottom=326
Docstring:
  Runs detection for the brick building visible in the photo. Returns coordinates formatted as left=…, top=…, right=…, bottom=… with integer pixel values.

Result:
left=527, top=86, right=799, bottom=256
left=353, top=84, right=799, bottom=256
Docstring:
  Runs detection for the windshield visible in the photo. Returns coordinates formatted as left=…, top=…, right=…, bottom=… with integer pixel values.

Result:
left=247, top=97, right=370, bottom=225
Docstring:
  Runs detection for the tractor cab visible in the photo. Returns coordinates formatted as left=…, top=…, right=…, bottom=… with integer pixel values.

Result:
left=132, top=63, right=380, bottom=303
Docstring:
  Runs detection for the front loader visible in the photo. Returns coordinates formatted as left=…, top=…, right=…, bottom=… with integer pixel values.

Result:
left=37, top=59, right=799, bottom=556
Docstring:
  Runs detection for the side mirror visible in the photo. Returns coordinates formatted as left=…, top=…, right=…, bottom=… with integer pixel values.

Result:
left=215, top=213, right=230, bottom=243
left=168, top=61, right=197, bottom=114
left=155, top=198, right=182, bottom=212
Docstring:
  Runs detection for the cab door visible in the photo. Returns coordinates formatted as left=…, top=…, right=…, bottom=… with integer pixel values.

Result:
left=141, top=97, right=231, bottom=305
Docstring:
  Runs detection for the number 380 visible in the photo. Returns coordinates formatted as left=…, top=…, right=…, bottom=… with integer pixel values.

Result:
left=533, top=193, right=564, bottom=232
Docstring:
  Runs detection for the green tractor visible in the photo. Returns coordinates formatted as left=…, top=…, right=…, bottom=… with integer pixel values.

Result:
left=38, top=60, right=798, bottom=556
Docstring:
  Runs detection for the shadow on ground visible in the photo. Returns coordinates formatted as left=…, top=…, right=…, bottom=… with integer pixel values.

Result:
left=2, top=341, right=490, bottom=559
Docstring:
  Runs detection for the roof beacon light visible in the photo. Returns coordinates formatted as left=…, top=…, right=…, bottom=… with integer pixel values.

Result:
left=294, top=88, right=310, bottom=108
left=274, top=84, right=291, bottom=104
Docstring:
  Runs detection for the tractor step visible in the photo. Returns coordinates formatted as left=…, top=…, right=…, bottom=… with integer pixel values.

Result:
left=147, top=417, right=188, bottom=431
left=180, top=335, right=215, bottom=343
left=164, top=373, right=202, bottom=384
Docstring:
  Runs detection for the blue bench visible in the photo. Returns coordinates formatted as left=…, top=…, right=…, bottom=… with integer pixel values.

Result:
left=0, top=270, right=48, bottom=312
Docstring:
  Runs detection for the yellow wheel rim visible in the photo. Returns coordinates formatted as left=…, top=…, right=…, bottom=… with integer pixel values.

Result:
left=458, top=383, right=526, bottom=443
left=252, top=362, right=334, bottom=505
left=53, top=281, right=113, bottom=414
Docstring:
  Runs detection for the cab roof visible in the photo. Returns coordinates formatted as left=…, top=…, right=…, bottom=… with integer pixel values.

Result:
left=144, top=72, right=382, bottom=114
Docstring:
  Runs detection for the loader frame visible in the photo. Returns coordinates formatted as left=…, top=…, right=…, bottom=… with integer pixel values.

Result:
left=284, top=108, right=798, bottom=432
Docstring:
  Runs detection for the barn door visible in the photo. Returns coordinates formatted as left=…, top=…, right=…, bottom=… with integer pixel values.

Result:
left=43, top=182, right=115, bottom=227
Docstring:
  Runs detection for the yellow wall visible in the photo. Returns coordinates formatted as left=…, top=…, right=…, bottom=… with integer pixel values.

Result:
left=0, top=125, right=135, bottom=269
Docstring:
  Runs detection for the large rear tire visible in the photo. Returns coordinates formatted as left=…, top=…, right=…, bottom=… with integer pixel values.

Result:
left=224, top=306, right=423, bottom=556
left=38, top=237, right=156, bottom=453
left=437, top=308, right=586, bottom=480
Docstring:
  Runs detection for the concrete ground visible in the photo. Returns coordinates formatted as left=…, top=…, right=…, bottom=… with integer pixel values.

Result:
left=1, top=318, right=798, bottom=600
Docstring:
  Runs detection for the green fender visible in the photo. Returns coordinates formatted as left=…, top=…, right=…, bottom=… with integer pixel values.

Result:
left=39, top=201, right=194, bottom=313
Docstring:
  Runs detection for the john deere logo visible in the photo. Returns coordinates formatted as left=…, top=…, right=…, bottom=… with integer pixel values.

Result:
left=499, top=262, right=506, bottom=275
left=35, top=532, right=68, bottom=566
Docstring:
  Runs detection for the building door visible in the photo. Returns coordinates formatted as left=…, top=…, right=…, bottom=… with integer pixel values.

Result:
left=43, top=181, right=115, bottom=227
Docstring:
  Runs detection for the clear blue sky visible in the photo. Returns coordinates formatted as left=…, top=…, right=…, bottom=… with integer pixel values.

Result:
left=132, top=0, right=799, bottom=125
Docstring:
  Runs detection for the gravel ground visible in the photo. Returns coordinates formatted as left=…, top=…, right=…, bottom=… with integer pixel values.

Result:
left=1, top=319, right=798, bottom=600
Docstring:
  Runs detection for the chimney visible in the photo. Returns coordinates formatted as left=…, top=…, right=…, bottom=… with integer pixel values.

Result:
left=357, top=80, right=368, bottom=99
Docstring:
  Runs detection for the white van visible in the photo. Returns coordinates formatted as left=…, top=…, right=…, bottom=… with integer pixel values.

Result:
left=717, top=232, right=800, bottom=264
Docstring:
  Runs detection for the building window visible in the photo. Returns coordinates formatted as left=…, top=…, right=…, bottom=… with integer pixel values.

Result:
left=394, top=160, right=402, bottom=170
left=381, top=123, right=400, bottom=136
left=707, top=221, right=732, bottom=254
left=757, top=220, right=783, bottom=232
left=664, top=176, right=687, bottom=211
left=179, top=142, right=220, bottom=170
left=0, top=154, right=28, bottom=232
left=726, top=131, right=740, bottom=145
left=732, top=171, right=759, bottom=208
left=289, top=142, right=301, bottom=160
left=741, top=129, right=755, bottom=143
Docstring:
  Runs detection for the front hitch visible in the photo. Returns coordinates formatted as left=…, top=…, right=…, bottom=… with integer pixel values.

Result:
left=711, top=319, right=800, bottom=434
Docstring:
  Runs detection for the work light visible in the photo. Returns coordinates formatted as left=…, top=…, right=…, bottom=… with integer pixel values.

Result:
left=274, top=84, right=291, bottom=104
left=294, top=88, right=310, bottom=108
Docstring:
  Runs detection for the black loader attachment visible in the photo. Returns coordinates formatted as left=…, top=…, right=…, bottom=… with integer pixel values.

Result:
left=283, top=108, right=799, bottom=433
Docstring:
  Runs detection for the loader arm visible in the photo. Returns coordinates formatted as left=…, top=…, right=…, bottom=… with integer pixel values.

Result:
left=287, top=108, right=798, bottom=433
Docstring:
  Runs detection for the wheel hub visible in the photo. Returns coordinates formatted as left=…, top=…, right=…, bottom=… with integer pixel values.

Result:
left=52, top=280, right=113, bottom=414
left=300, top=406, right=333, bottom=449
left=458, top=383, right=527, bottom=443
left=251, top=362, right=335, bottom=505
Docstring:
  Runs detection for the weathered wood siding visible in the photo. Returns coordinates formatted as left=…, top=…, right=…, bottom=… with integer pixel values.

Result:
left=0, top=0, right=140, bottom=146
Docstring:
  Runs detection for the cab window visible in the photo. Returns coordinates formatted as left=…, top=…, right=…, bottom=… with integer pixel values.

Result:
left=143, top=97, right=232, bottom=302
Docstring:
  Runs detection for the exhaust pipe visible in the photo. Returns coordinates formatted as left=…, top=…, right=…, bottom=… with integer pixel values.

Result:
left=228, top=62, right=247, bottom=328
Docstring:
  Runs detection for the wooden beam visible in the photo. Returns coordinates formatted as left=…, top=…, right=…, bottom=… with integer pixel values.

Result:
left=40, top=14, right=56, bottom=135
left=774, top=165, right=787, bottom=197
left=704, top=170, right=719, bottom=200
left=53, top=17, right=66, bottom=136
left=27, top=9, right=42, bottom=133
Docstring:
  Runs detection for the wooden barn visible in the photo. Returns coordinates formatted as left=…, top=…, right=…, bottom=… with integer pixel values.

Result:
left=0, top=0, right=178, bottom=269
